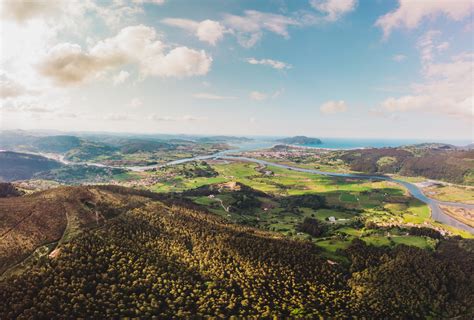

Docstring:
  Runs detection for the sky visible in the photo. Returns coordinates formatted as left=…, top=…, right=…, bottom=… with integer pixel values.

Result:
left=0, top=0, right=473, bottom=140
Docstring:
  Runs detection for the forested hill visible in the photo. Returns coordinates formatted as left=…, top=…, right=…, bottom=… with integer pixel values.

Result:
left=0, top=186, right=473, bottom=318
left=0, top=151, right=62, bottom=182
left=276, top=136, right=323, bottom=145
left=339, top=147, right=474, bottom=184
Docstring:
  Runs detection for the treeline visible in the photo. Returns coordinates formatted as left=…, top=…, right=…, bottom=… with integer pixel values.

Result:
left=346, top=239, right=474, bottom=318
left=0, top=186, right=473, bottom=318
left=0, top=200, right=353, bottom=318
left=340, top=148, right=474, bottom=184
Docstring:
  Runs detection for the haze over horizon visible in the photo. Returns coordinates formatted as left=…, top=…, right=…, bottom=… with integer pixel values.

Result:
left=1, top=0, right=473, bottom=139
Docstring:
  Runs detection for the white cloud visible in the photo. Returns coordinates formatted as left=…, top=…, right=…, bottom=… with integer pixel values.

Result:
left=37, top=25, right=213, bottom=86
left=193, top=93, right=237, bottom=100
left=162, top=18, right=226, bottom=45
left=246, top=58, right=291, bottom=70
left=375, top=0, right=474, bottom=39
left=320, top=100, right=348, bottom=114
left=436, top=42, right=449, bottom=51
left=378, top=32, right=473, bottom=119
left=310, top=0, right=357, bottom=22
left=103, top=113, right=132, bottom=121
left=392, top=54, right=407, bottom=62
left=129, top=98, right=143, bottom=108
left=132, top=0, right=166, bottom=4
left=380, top=95, right=429, bottom=112
left=249, top=91, right=268, bottom=101
left=113, top=70, right=130, bottom=85
left=148, top=114, right=207, bottom=122
left=417, top=30, right=441, bottom=64
left=223, top=10, right=299, bottom=47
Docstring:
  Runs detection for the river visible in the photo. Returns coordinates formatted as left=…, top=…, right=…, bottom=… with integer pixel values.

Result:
left=33, top=145, right=474, bottom=234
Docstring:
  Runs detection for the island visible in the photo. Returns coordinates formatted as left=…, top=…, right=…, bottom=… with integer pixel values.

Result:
left=276, top=135, right=322, bottom=145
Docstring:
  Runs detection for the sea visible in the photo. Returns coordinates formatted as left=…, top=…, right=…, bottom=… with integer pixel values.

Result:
left=239, top=137, right=472, bottom=151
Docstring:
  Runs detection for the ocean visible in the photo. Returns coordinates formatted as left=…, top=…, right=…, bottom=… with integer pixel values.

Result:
left=241, top=137, right=472, bottom=150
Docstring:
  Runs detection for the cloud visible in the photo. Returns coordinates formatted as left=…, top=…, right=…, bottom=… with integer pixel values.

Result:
left=0, top=73, right=33, bottom=98
left=320, top=100, right=348, bottom=114
left=132, top=0, right=166, bottom=4
left=162, top=18, right=226, bottom=45
left=113, top=70, right=130, bottom=85
left=103, top=113, right=132, bottom=121
left=436, top=42, right=449, bottom=51
left=392, top=54, right=407, bottom=62
left=0, top=0, right=58, bottom=22
left=37, top=25, right=212, bottom=86
left=310, top=0, right=357, bottom=22
left=37, top=43, right=117, bottom=86
left=375, top=0, right=474, bottom=39
left=223, top=10, right=299, bottom=47
left=129, top=98, right=143, bottom=108
left=246, top=58, right=291, bottom=70
left=417, top=30, right=441, bottom=64
left=148, top=114, right=207, bottom=122
left=193, top=93, right=237, bottom=100
left=378, top=32, right=473, bottom=119
left=249, top=91, right=268, bottom=101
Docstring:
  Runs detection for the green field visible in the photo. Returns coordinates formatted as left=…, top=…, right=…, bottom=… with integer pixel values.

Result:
left=123, top=159, right=471, bottom=256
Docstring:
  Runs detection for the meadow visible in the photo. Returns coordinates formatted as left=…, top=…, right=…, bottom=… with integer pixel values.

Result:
left=130, top=160, right=469, bottom=257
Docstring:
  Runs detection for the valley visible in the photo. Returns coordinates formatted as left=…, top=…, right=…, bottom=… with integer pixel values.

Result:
left=1, top=132, right=473, bottom=318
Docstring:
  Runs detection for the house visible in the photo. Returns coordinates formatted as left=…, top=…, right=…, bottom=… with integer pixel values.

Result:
left=328, top=216, right=336, bottom=222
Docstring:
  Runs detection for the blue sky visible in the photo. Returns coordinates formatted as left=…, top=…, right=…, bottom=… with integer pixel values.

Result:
left=1, top=0, right=473, bottom=140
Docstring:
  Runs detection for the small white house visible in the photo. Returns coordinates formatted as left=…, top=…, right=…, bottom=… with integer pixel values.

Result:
left=328, top=216, right=336, bottom=222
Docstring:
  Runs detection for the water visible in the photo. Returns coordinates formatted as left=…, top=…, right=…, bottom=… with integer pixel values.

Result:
left=285, top=137, right=472, bottom=149
left=220, top=156, right=474, bottom=234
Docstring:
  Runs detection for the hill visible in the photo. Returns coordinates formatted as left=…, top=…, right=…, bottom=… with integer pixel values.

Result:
left=0, top=186, right=151, bottom=276
left=0, top=183, right=23, bottom=198
left=118, top=139, right=175, bottom=154
left=33, top=135, right=81, bottom=153
left=276, top=136, right=322, bottom=145
left=339, top=148, right=474, bottom=184
left=0, top=186, right=473, bottom=318
left=0, top=152, right=62, bottom=182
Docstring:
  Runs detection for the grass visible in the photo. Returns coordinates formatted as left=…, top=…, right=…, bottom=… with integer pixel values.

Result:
left=339, top=193, right=358, bottom=203
left=423, top=184, right=474, bottom=204
left=313, top=208, right=354, bottom=221
left=315, top=239, right=351, bottom=252
left=136, top=159, right=470, bottom=255
left=391, top=236, right=433, bottom=249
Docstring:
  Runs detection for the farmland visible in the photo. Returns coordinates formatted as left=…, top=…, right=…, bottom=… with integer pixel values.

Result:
left=118, top=159, right=471, bottom=257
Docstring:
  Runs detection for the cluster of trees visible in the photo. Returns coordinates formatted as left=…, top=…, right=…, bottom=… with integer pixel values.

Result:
left=1, top=186, right=473, bottom=318
left=340, top=148, right=474, bottom=184
left=0, top=200, right=352, bottom=318
left=340, top=148, right=412, bottom=174
left=172, top=161, right=218, bottom=179
left=296, top=217, right=327, bottom=237
left=280, top=194, right=327, bottom=213
left=0, top=183, right=22, bottom=198
left=399, top=151, right=473, bottom=184
left=346, top=239, right=474, bottom=318
left=35, top=165, right=127, bottom=184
